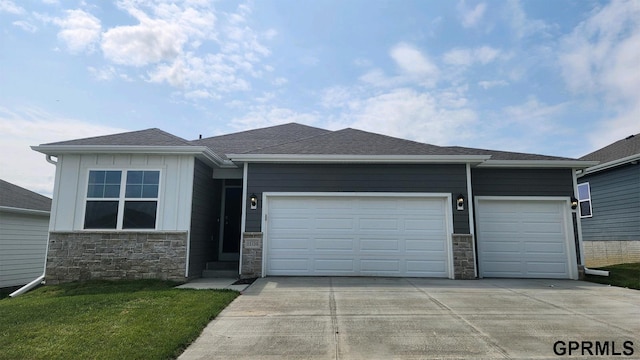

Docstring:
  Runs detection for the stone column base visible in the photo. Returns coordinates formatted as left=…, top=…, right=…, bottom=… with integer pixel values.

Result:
left=241, top=232, right=263, bottom=278
left=452, top=234, right=476, bottom=279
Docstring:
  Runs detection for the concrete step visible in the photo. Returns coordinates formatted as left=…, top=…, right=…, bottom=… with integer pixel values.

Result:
left=206, top=261, right=239, bottom=270
left=202, top=269, right=239, bottom=278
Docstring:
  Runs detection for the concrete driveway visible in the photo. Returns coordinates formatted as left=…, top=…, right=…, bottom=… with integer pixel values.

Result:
left=179, top=277, right=640, bottom=359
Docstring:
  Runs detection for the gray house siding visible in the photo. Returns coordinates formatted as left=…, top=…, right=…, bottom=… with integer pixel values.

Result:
left=245, top=163, right=470, bottom=234
left=471, top=168, right=574, bottom=197
left=188, top=159, right=221, bottom=278
left=580, top=163, right=640, bottom=241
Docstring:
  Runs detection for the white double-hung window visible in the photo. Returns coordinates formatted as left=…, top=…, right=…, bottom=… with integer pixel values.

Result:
left=84, top=170, right=160, bottom=229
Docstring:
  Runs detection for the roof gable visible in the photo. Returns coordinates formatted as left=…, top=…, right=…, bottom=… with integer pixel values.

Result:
left=0, top=179, right=51, bottom=211
left=580, top=133, right=640, bottom=163
left=44, top=128, right=193, bottom=147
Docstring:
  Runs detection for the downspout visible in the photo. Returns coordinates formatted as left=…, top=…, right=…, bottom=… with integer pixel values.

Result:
left=10, top=155, right=57, bottom=297
left=465, top=163, right=478, bottom=278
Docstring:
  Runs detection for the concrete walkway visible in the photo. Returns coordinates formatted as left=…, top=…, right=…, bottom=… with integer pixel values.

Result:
left=179, top=277, right=640, bottom=359
left=176, top=278, right=251, bottom=292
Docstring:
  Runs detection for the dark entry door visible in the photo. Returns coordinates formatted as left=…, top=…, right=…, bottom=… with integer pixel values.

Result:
left=219, top=187, right=242, bottom=261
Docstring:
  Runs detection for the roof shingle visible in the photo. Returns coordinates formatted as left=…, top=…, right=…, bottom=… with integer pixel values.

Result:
left=0, top=180, right=51, bottom=211
left=44, top=128, right=193, bottom=147
left=580, top=133, right=640, bottom=163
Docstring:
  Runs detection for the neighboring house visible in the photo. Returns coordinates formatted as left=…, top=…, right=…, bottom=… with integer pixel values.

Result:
left=578, top=133, right=640, bottom=267
left=31, top=123, right=596, bottom=284
left=0, top=179, right=51, bottom=288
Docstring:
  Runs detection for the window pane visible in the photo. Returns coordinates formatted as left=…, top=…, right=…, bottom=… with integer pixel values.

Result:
left=577, top=183, right=590, bottom=200
left=125, top=185, right=143, bottom=198
left=580, top=201, right=592, bottom=217
left=87, top=185, right=103, bottom=198
left=127, top=171, right=143, bottom=185
left=123, top=201, right=157, bottom=229
left=104, top=185, right=121, bottom=198
left=84, top=201, right=118, bottom=229
left=142, top=184, right=158, bottom=198
left=88, top=171, right=105, bottom=184
left=144, top=171, right=159, bottom=184
left=105, top=171, right=122, bottom=184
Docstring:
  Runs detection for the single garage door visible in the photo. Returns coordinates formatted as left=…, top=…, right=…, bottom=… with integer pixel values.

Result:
left=475, top=197, right=576, bottom=279
left=265, top=194, right=453, bottom=278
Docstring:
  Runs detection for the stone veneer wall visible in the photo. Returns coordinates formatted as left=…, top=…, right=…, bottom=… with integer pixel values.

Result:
left=583, top=240, right=640, bottom=268
left=46, top=231, right=188, bottom=284
left=241, top=232, right=263, bottom=278
left=452, top=234, right=476, bottom=279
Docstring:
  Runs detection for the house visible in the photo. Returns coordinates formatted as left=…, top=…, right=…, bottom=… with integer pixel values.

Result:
left=578, top=133, right=640, bottom=267
left=31, top=123, right=596, bottom=284
left=0, top=179, right=51, bottom=288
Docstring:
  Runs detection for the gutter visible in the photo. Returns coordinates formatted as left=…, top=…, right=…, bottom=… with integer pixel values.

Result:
left=577, top=153, right=640, bottom=177
left=227, top=154, right=491, bottom=164
left=9, top=275, right=45, bottom=298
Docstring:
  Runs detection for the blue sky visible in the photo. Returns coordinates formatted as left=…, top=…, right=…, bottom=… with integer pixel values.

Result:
left=1, top=0, right=639, bottom=196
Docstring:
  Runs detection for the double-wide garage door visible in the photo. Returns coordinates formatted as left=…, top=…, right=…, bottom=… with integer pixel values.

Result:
left=475, top=198, right=576, bottom=279
left=265, top=194, right=452, bottom=278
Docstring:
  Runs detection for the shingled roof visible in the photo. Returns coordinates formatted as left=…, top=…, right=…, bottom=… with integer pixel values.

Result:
left=0, top=179, right=51, bottom=212
left=241, top=128, right=460, bottom=155
left=580, top=133, right=640, bottom=163
left=43, top=128, right=193, bottom=147
left=192, top=123, right=330, bottom=160
left=34, top=122, right=588, bottom=164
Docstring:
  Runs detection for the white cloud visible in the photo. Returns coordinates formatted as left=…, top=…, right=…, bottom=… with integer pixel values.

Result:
left=230, top=106, right=319, bottom=131
left=13, top=20, right=38, bottom=33
left=0, top=106, right=128, bottom=196
left=390, top=42, right=438, bottom=79
left=506, top=0, right=552, bottom=39
left=458, top=1, right=486, bottom=28
left=0, top=0, right=24, bottom=14
left=443, top=46, right=501, bottom=66
left=558, top=0, right=640, bottom=148
left=478, top=80, right=508, bottom=89
left=53, top=9, right=101, bottom=54
left=502, top=97, right=569, bottom=134
left=98, top=1, right=272, bottom=98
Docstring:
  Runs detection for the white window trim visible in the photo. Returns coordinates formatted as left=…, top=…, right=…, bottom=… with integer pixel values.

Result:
left=577, top=182, right=593, bottom=218
left=83, top=168, right=162, bottom=230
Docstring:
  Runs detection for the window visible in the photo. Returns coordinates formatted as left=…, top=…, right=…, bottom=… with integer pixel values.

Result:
left=84, top=170, right=160, bottom=229
left=577, top=182, right=592, bottom=218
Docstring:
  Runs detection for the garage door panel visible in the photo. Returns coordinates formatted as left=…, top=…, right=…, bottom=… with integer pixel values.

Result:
left=266, top=195, right=451, bottom=278
left=477, top=198, right=573, bottom=279
left=314, top=238, right=354, bottom=251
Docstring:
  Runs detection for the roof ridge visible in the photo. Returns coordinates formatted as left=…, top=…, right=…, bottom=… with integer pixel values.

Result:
left=238, top=127, right=336, bottom=154
left=194, top=122, right=328, bottom=142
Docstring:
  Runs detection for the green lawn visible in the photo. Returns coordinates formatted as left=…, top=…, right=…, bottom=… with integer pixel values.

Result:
left=0, top=280, right=239, bottom=360
left=584, top=262, right=640, bottom=290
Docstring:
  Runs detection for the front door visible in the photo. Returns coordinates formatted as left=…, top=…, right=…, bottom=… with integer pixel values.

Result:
left=219, top=186, right=242, bottom=261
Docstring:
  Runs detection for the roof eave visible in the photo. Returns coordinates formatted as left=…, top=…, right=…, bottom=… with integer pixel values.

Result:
left=0, top=206, right=50, bottom=216
left=227, top=154, right=492, bottom=164
left=478, top=160, right=599, bottom=168
left=31, top=145, right=237, bottom=168
left=577, top=153, right=640, bottom=177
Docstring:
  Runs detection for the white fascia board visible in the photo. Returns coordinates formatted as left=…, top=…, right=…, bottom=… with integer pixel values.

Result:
left=226, top=154, right=491, bottom=164
left=31, top=145, right=236, bottom=168
left=577, top=154, right=640, bottom=177
left=0, top=206, right=50, bottom=216
left=477, top=160, right=599, bottom=169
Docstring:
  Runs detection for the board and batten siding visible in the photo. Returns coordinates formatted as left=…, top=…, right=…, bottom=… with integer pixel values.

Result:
left=245, top=163, right=469, bottom=234
left=471, top=168, right=574, bottom=196
left=580, top=163, right=640, bottom=241
left=0, top=210, right=49, bottom=288
left=188, top=159, right=221, bottom=277
left=50, top=153, right=195, bottom=231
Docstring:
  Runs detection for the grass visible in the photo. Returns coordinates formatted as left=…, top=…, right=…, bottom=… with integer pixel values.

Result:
left=0, top=280, right=239, bottom=360
left=584, top=262, right=640, bottom=290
